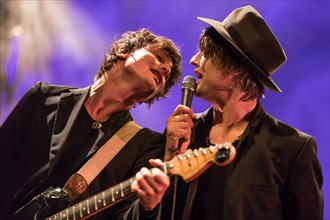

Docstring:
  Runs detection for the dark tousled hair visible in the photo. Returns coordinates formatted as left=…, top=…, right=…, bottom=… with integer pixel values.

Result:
left=199, top=27, right=264, bottom=101
left=95, top=28, right=182, bottom=106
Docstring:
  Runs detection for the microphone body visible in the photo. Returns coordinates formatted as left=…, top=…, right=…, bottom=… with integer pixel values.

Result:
left=181, top=77, right=196, bottom=107
left=178, top=76, right=196, bottom=150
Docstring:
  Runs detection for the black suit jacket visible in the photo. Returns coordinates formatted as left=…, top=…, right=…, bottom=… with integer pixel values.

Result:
left=0, top=81, right=165, bottom=219
left=161, top=104, right=323, bottom=220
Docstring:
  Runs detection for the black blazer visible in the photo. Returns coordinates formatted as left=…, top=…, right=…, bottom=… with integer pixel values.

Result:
left=161, top=104, right=323, bottom=220
left=0, top=82, right=165, bottom=219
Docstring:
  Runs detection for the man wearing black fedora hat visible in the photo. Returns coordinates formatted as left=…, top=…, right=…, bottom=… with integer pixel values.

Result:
left=161, top=5, right=324, bottom=220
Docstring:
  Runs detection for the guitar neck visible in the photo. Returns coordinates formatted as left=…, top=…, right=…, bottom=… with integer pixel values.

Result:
left=45, top=144, right=235, bottom=219
left=45, top=177, right=134, bottom=219
left=46, top=163, right=171, bottom=220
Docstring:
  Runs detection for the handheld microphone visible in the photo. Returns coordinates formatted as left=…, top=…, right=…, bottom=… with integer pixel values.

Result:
left=178, top=75, right=196, bottom=150
left=181, top=75, right=196, bottom=107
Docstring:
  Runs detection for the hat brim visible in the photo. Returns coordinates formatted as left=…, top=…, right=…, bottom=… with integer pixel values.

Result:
left=197, top=17, right=282, bottom=92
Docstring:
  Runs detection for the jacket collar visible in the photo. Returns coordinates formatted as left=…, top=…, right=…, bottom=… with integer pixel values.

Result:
left=192, top=103, right=265, bottom=148
left=48, top=86, right=90, bottom=175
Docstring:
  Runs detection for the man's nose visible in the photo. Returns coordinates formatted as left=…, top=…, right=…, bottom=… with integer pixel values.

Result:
left=190, top=52, right=202, bottom=67
left=159, top=64, right=171, bottom=81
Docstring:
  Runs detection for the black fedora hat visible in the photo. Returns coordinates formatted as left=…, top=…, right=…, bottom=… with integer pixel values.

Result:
left=198, top=5, right=287, bottom=92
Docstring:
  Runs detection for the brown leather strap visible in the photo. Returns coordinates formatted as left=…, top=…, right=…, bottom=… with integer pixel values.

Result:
left=63, top=121, right=142, bottom=200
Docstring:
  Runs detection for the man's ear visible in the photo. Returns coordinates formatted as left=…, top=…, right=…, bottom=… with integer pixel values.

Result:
left=116, top=52, right=130, bottom=60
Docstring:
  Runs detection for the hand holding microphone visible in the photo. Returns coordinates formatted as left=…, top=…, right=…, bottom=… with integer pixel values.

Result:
left=178, top=76, right=196, bottom=150
left=164, top=76, right=196, bottom=161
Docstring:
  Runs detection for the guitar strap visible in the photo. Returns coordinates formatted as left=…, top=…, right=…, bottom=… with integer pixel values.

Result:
left=63, top=120, right=143, bottom=201
left=181, top=177, right=199, bottom=220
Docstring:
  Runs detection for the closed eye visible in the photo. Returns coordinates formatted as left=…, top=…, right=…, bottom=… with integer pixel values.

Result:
left=155, top=53, right=163, bottom=62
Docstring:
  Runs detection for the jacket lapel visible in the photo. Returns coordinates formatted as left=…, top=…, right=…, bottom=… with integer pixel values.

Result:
left=48, top=87, right=90, bottom=175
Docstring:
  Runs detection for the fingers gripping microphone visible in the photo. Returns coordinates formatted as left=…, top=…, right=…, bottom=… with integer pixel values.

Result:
left=178, top=75, right=196, bottom=150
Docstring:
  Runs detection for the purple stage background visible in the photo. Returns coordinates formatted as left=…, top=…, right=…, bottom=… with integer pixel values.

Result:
left=1, top=1, right=329, bottom=218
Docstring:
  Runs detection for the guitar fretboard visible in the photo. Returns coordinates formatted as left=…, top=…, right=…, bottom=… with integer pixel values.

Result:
left=45, top=144, right=234, bottom=220
left=46, top=177, right=134, bottom=220
left=46, top=163, right=171, bottom=220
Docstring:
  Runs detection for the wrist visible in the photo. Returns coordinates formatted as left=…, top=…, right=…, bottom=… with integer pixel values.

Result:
left=139, top=201, right=159, bottom=217
left=165, top=148, right=178, bottom=161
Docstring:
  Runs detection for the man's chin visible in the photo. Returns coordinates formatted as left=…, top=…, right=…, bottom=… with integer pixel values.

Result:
left=136, top=90, right=157, bottom=103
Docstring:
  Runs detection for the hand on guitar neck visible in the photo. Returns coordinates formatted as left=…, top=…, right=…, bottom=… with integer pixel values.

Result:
left=40, top=143, right=236, bottom=220
left=132, top=142, right=236, bottom=211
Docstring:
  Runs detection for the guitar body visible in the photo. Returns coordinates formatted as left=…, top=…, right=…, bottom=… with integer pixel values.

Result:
left=13, top=187, right=71, bottom=220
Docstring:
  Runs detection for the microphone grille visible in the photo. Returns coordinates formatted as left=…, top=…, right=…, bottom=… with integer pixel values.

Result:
left=182, top=75, right=196, bottom=91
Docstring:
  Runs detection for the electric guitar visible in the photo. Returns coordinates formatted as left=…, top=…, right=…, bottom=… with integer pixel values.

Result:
left=45, top=143, right=236, bottom=220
